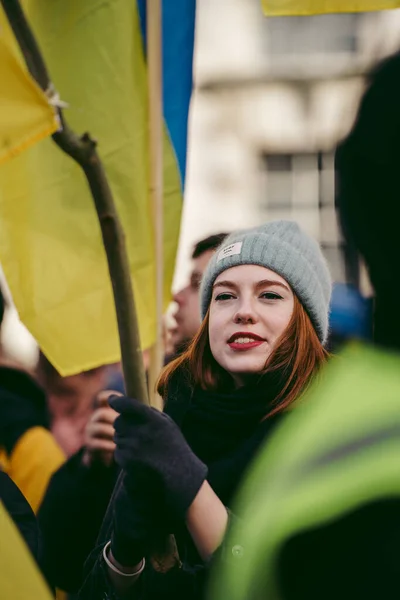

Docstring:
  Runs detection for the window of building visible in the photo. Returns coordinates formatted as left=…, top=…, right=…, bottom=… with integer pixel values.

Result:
left=259, top=150, right=347, bottom=282
left=261, top=154, right=292, bottom=208
left=266, top=14, right=360, bottom=56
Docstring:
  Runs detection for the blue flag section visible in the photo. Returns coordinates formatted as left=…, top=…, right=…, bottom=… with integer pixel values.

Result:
left=137, top=0, right=197, bottom=187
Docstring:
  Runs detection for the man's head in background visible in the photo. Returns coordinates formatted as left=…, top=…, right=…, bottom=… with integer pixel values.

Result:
left=170, top=232, right=228, bottom=353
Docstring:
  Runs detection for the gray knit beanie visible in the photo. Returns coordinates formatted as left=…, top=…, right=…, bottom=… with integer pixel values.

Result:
left=200, top=220, right=332, bottom=344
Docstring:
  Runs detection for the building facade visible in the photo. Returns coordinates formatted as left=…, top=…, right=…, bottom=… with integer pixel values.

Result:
left=175, top=1, right=400, bottom=290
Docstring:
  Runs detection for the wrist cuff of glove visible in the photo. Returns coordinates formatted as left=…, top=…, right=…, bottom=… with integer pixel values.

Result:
left=169, top=460, right=208, bottom=520
left=111, top=529, right=145, bottom=568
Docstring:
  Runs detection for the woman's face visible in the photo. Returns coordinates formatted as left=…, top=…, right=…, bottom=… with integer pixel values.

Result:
left=208, top=265, right=294, bottom=385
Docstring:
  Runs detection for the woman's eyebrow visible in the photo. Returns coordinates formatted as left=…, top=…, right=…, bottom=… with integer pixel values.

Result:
left=213, top=280, right=237, bottom=290
left=256, top=279, right=289, bottom=291
left=213, top=279, right=289, bottom=291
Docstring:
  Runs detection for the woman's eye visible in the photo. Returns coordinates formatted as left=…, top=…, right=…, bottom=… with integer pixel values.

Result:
left=260, top=292, right=283, bottom=300
left=215, top=292, right=235, bottom=301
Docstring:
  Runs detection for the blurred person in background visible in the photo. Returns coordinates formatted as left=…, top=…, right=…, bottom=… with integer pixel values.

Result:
left=79, top=220, right=331, bottom=600
left=37, top=352, right=109, bottom=457
left=211, top=50, right=400, bottom=600
left=167, top=232, right=228, bottom=359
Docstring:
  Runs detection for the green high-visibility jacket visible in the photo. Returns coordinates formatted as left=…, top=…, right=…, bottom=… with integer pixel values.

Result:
left=210, top=343, right=400, bottom=600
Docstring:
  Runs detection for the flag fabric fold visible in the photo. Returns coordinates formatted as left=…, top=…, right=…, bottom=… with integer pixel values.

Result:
left=262, top=0, right=400, bottom=15
left=0, top=8, right=58, bottom=165
left=0, top=0, right=195, bottom=375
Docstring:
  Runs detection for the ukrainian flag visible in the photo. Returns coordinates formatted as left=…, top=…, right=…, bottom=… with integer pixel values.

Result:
left=262, top=0, right=400, bottom=15
left=0, top=0, right=195, bottom=375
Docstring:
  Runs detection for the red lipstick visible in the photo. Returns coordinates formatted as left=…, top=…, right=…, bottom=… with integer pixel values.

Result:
left=227, top=332, right=266, bottom=351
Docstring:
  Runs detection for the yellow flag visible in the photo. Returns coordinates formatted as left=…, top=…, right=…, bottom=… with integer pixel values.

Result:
left=0, top=9, right=58, bottom=164
left=0, top=1, right=184, bottom=375
left=0, top=501, right=53, bottom=599
left=262, top=0, right=400, bottom=15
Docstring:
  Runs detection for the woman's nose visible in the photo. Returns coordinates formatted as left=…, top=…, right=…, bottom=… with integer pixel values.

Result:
left=234, top=299, right=257, bottom=324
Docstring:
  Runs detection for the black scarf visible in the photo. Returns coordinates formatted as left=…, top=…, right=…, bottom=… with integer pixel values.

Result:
left=166, top=369, right=285, bottom=507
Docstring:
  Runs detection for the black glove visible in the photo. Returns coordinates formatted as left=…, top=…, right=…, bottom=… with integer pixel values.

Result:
left=109, top=396, right=208, bottom=520
left=0, top=367, right=49, bottom=454
left=111, top=469, right=168, bottom=566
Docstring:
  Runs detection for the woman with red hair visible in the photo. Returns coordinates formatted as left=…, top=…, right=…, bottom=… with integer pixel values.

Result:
left=80, top=220, right=331, bottom=600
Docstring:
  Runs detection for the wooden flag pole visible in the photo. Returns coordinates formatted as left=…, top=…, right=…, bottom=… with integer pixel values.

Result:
left=144, top=2, right=181, bottom=570
left=146, top=0, right=164, bottom=409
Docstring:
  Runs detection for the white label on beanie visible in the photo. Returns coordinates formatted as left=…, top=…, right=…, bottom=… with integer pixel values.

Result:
left=217, top=242, right=242, bottom=262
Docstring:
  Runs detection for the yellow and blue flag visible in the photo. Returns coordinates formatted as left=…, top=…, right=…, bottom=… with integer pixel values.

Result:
left=137, top=0, right=195, bottom=187
left=262, top=0, right=400, bottom=15
left=0, top=0, right=195, bottom=375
